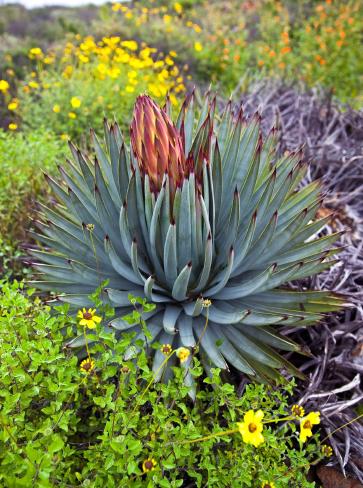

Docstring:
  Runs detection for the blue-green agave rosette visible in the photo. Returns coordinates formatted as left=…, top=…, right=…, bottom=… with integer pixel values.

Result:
left=30, top=93, right=343, bottom=395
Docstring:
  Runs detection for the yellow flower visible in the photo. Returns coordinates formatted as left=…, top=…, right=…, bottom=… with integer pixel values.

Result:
left=112, top=2, right=122, bottom=12
left=108, top=67, right=121, bottom=78
left=174, top=2, right=183, bottom=14
left=237, top=410, right=265, bottom=447
left=53, top=104, right=61, bottom=113
left=262, top=482, right=276, bottom=488
left=78, top=54, right=89, bottom=64
left=62, top=65, right=73, bottom=78
left=8, top=123, right=18, bottom=131
left=165, top=56, right=174, bottom=66
left=103, top=36, right=120, bottom=47
left=71, top=96, right=81, bottom=108
left=0, top=79, right=10, bottom=93
left=142, top=458, right=157, bottom=473
left=80, top=358, right=95, bottom=374
left=169, top=94, right=178, bottom=106
left=321, top=444, right=333, bottom=457
left=97, top=63, right=107, bottom=75
left=194, top=42, right=203, bottom=52
left=291, top=404, right=305, bottom=418
left=299, top=412, right=320, bottom=443
left=125, top=85, right=135, bottom=93
left=29, top=81, right=39, bottom=89
left=60, top=134, right=68, bottom=140
left=121, top=40, right=138, bottom=51
left=77, top=308, right=102, bottom=328
left=43, top=56, right=54, bottom=64
left=160, top=344, right=173, bottom=355
left=8, top=100, right=18, bottom=111
left=68, top=112, right=77, bottom=119
left=176, top=347, right=190, bottom=363
left=29, top=47, right=43, bottom=59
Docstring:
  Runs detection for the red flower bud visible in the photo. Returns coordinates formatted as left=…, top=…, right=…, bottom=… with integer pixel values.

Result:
left=131, top=95, right=185, bottom=194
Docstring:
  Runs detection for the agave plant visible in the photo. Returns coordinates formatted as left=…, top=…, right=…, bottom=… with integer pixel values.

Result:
left=30, top=92, right=342, bottom=394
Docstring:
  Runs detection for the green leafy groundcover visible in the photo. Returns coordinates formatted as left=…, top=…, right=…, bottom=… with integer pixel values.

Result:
left=0, top=281, right=324, bottom=487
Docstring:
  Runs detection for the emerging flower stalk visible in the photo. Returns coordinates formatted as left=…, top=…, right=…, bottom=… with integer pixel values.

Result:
left=130, top=94, right=212, bottom=200
left=131, top=95, right=186, bottom=195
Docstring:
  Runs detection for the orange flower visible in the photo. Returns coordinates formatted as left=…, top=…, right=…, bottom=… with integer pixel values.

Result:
left=281, top=46, right=291, bottom=54
left=315, top=54, right=326, bottom=65
left=281, top=31, right=289, bottom=44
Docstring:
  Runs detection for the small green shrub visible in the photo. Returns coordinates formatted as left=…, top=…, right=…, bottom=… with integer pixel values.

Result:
left=0, top=128, right=65, bottom=241
left=0, top=238, right=31, bottom=280
left=0, top=281, right=328, bottom=487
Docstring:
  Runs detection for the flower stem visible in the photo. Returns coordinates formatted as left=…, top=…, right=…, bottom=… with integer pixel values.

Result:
left=181, top=428, right=239, bottom=444
left=320, top=412, right=363, bottom=443
left=132, top=351, right=176, bottom=413
left=263, top=416, right=295, bottom=424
